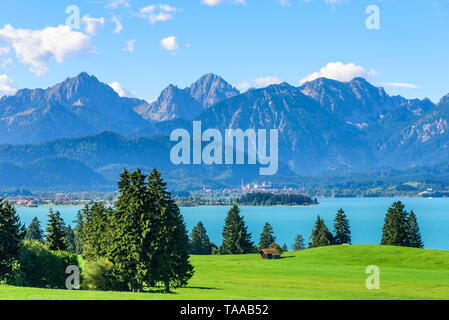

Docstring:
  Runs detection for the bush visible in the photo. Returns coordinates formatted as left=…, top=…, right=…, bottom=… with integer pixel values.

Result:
left=82, top=258, right=125, bottom=291
left=17, top=240, right=79, bottom=289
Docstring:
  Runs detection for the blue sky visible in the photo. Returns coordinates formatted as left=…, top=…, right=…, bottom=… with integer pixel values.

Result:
left=0, top=0, right=448, bottom=102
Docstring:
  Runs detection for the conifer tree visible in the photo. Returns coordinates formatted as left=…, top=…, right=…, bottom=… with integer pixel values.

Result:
left=46, top=209, right=67, bottom=251
left=73, top=205, right=90, bottom=255
left=258, top=222, right=276, bottom=249
left=220, top=205, right=254, bottom=255
left=107, top=169, right=149, bottom=292
left=292, top=234, right=306, bottom=251
left=25, top=217, right=43, bottom=241
left=189, top=222, right=214, bottom=255
left=281, top=243, right=288, bottom=252
left=82, top=203, right=111, bottom=260
left=309, top=215, right=333, bottom=248
left=0, top=199, right=24, bottom=280
left=407, top=210, right=424, bottom=248
left=146, top=169, right=194, bottom=294
left=64, top=225, right=76, bottom=252
left=333, top=209, right=351, bottom=245
left=381, top=201, right=410, bottom=247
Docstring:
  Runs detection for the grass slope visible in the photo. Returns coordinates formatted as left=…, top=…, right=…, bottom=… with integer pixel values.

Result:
left=1, top=245, right=448, bottom=300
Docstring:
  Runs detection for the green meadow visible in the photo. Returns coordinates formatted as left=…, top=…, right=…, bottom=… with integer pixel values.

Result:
left=1, top=245, right=448, bottom=300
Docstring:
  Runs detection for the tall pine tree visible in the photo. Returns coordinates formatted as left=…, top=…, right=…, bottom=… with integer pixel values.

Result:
left=64, top=225, right=76, bottom=253
left=309, top=215, right=333, bottom=248
left=73, top=205, right=90, bottom=255
left=0, top=199, right=24, bottom=280
left=46, top=209, right=67, bottom=251
left=82, top=203, right=111, bottom=260
left=333, top=209, right=351, bottom=245
left=292, top=234, right=306, bottom=251
left=146, top=169, right=194, bottom=294
left=381, top=201, right=410, bottom=247
left=189, top=222, right=214, bottom=255
left=407, top=210, right=424, bottom=248
left=107, top=169, right=150, bottom=292
left=25, top=217, right=43, bottom=241
left=258, top=222, right=275, bottom=249
left=220, top=205, right=254, bottom=255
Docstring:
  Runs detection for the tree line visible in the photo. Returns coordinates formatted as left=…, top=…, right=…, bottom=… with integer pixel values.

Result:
left=1, top=173, right=425, bottom=294
left=0, top=169, right=193, bottom=293
left=186, top=200, right=424, bottom=256
left=237, top=192, right=318, bottom=206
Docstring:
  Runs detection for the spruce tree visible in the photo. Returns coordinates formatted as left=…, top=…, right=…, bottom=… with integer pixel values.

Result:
left=0, top=199, right=24, bottom=280
left=189, top=222, right=213, bottom=255
left=46, top=209, right=67, bottom=251
left=64, top=225, right=76, bottom=253
left=82, top=203, right=111, bottom=260
left=281, top=243, right=288, bottom=252
left=407, top=210, right=424, bottom=248
left=108, top=169, right=150, bottom=292
left=220, top=205, right=254, bottom=255
left=292, top=234, right=306, bottom=251
left=309, top=215, right=333, bottom=248
left=333, top=209, right=351, bottom=245
left=73, top=205, right=90, bottom=255
left=258, top=222, right=275, bottom=249
left=381, top=201, right=410, bottom=247
left=146, top=169, right=194, bottom=294
left=25, top=217, right=43, bottom=241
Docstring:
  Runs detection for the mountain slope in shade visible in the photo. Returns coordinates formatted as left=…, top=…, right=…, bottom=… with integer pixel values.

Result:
left=0, top=72, right=148, bottom=144
left=135, top=73, right=239, bottom=121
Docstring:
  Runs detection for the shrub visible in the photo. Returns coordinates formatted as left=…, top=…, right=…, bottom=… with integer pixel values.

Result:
left=82, top=258, right=125, bottom=291
left=17, top=240, right=79, bottom=289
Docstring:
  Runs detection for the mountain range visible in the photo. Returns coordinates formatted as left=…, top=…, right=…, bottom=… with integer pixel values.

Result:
left=0, top=72, right=448, bottom=190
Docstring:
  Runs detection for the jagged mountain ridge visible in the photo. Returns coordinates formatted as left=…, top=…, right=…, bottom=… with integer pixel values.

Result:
left=135, top=73, right=240, bottom=121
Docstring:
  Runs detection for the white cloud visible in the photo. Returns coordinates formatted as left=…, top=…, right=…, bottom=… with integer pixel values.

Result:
left=105, top=0, right=130, bottom=9
left=82, top=15, right=105, bottom=36
left=160, top=36, right=178, bottom=51
left=201, top=0, right=246, bottom=6
left=0, top=74, right=17, bottom=97
left=299, top=62, right=376, bottom=85
left=386, top=82, right=419, bottom=89
left=124, top=39, right=136, bottom=52
left=109, top=81, right=137, bottom=98
left=0, top=24, right=92, bottom=76
left=138, top=4, right=180, bottom=24
left=0, top=47, right=12, bottom=69
left=236, top=76, right=283, bottom=91
left=111, top=15, right=123, bottom=34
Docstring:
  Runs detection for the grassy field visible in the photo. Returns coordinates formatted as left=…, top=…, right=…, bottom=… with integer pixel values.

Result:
left=1, top=245, right=449, bottom=300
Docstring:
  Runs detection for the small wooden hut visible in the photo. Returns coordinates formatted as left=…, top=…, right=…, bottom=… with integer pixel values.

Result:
left=260, top=248, right=281, bottom=260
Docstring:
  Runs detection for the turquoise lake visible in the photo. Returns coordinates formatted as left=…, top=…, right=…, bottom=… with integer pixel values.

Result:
left=15, top=198, right=449, bottom=250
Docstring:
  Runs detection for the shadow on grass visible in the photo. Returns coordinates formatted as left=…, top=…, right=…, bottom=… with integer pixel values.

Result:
left=279, top=255, right=295, bottom=259
left=145, top=286, right=222, bottom=294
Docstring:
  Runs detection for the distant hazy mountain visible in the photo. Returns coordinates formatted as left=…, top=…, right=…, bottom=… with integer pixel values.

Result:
left=135, top=73, right=239, bottom=121
left=0, top=157, right=108, bottom=190
left=0, top=72, right=148, bottom=144
left=0, top=131, right=294, bottom=190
